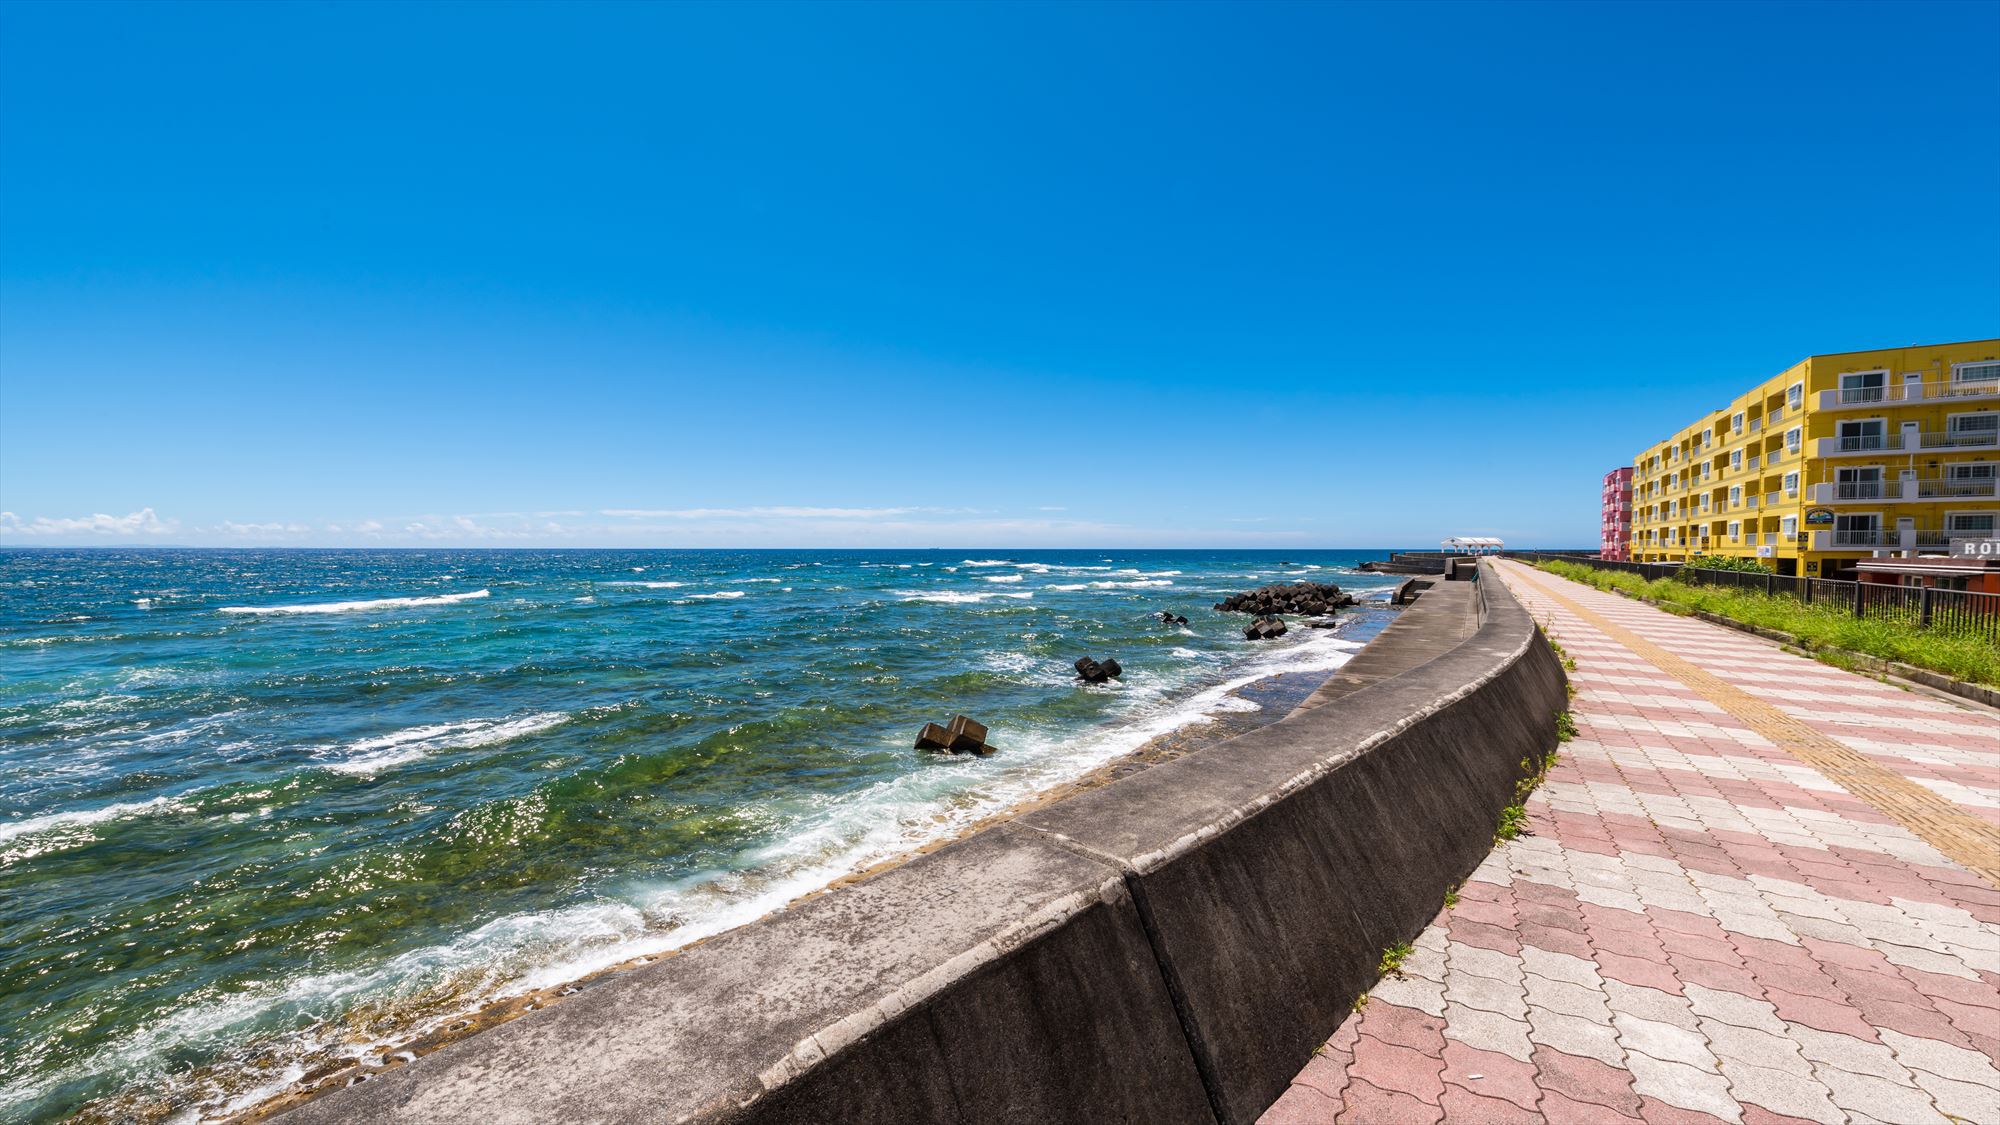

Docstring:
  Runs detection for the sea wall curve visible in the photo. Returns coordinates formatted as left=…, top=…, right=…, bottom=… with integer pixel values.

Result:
left=277, top=561, right=1567, bottom=1125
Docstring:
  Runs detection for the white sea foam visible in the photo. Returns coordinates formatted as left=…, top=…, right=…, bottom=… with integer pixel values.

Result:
left=321, top=712, right=570, bottom=776
left=219, top=590, right=490, bottom=616
left=606, top=580, right=686, bottom=588
left=982, top=574, right=1025, bottom=583
left=960, top=559, right=1015, bottom=567
left=741, top=578, right=782, bottom=583
left=893, top=590, right=1034, bottom=604
left=0, top=794, right=193, bottom=845
left=685, top=591, right=746, bottom=600
left=1044, top=579, right=1173, bottom=591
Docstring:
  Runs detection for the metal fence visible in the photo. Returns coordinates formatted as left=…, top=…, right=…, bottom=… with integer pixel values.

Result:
left=1507, top=553, right=2000, bottom=642
left=1505, top=553, right=1683, bottom=582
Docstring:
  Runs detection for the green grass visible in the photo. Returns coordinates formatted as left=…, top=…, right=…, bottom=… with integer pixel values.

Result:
left=1378, top=939, right=1415, bottom=977
left=1555, top=710, right=1578, bottom=742
left=1535, top=561, right=2000, bottom=687
left=1496, top=741, right=1562, bottom=843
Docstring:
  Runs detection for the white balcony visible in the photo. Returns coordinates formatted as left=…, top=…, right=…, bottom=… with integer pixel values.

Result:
left=1816, top=430, right=2000, bottom=457
left=1808, top=477, right=1999, bottom=504
left=1809, top=528, right=1957, bottom=552
left=1817, top=378, right=2000, bottom=411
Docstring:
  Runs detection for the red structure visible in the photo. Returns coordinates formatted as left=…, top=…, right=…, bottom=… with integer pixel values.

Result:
left=1600, top=467, right=1634, bottom=561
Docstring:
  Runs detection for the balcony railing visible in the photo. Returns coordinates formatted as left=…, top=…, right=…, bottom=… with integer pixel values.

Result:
left=1809, top=527, right=1958, bottom=551
left=1917, top=477, right=2000, bottom=499
left=1922, top=429, right=2000, bottom=450
left=1819, top=378, right=2000, bottom=410
left=1810, top=477, right=2000, bottom=503
left=1816, top=429, right=2000, bottom=458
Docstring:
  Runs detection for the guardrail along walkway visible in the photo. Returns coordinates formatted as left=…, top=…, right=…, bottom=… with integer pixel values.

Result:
left=1261, top=559, right=2000, bottom=1125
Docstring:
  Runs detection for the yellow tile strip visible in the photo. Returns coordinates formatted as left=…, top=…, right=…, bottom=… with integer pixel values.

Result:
left=1509, top=566, right=2000, bottom=890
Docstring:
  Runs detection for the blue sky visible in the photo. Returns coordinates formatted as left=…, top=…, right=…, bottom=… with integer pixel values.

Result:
left=2, top=1, right=1995, bottom=549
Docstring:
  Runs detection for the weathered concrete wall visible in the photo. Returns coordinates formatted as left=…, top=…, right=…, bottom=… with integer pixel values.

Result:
left=281, top=563, right=1565, bottom=1125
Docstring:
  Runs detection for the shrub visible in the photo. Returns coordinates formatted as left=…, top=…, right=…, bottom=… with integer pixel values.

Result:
left=1534, top=561, right=2000, bottom=687
left=1686, top=554, right=1773, bottom=573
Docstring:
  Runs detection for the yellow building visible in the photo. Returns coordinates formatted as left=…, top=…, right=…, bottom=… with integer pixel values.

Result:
left=1630, top=339, right=2000, bottom=579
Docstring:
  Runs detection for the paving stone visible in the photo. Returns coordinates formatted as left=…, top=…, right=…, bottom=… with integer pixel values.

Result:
left=1347, top=1034, right=1446, bottom=1104
left=1878, top=1027, right=2000, bottom=1086
left=1614, top=1012, right=1718, bottom=1071
left=1334, top=1075, right=1442, bottom=1123
left=1356, top=1000, right=1447, bottom=1055
left=1439, top=1002, right=1534, bottom=1063
left=1624, top=1052, right=1741, bottom=1123
left=1368, top=973, right=1447, bottom=1017
left=1527, top=1005, right=1627, bottom=1067
left=1447, top=941, right=1527, bottom=986
left=1520, top=943, right=1603, bottom=989
left=1444, top=968, right=1530, bottom=1021
left=1682, top=983, right=1786, bottom=1034
left=1907, top=1067, right=2000, bottom=1124
left=1716, top=1058, right=1839, bottom=1124
left=1524, top=974, right=1613, bottom=1023
left=1814, top=1064, right=1950, bottom=1125
left=1530, top=1044, right=1642, bottom=1115
left=1440, top=1039, right=1541, bottom=1111
left=1605, top=980, right=1700, bottom=1031
left=1435, top=1084, right=1543, bottom=1123
left=1699, top=1019, right=1811, bottom=1076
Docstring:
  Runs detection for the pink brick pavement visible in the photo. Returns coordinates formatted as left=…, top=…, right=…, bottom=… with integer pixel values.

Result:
left=1261, top=560, right=2000, bottom=1125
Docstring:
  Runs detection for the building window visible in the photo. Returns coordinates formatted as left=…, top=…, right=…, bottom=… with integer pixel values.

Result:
left=1729, top=485, right=1741, bottom=506
left=1788, top=383, right=1804, bottom=410
left=1783, top=471, right=1799, bottom=495
left=1728, top=521, right=1741, bottom=541
left=1835, top=466, right=1884, bottom=499
left=1832, top=514, right=1878, bottom=545
left=1781, top=515, right=1798, bottom=537
left=1952, top=361, right=2000, bottom=386
left=1731, top=449, right=1743, bottom=471
left=1838, top=418, right=1886, bottom=451
left=1785, top=427, right=1802, bottom=453
left=1838, top=370, right=1887, bottom=404
left=1947, top=512, right=1995, bottom=535
left=1946, top=462, right=1996, bottom=482
left=1948, top=413, right=1998, bottom=445
left=1732, top=412, right=1745, bottom=434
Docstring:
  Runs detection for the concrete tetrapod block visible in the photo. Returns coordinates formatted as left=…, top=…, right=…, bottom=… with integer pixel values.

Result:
left=1016, top=572, right=1565, bottom=1125
left=279, top=824, right=1212, bottom=1125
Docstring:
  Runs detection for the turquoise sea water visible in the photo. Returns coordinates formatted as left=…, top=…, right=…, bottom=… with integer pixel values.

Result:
left=0, top=548, right=1399, bottom=1121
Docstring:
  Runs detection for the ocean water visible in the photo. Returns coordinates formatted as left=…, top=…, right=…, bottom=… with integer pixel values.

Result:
left=0, top=548, right=1400, bottom=1121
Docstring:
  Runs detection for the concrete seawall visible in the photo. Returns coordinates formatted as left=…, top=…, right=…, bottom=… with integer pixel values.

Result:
left=281, top=562, right=1567, bottom=1125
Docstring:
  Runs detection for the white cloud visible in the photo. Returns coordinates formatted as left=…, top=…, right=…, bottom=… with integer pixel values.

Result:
left=0, top=508, right=176, bottom=537
left=601, top=506, right=917, bottom=520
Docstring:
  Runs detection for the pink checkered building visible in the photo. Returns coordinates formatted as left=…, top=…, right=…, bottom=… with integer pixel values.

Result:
left=1600, top=466, right=1633, bottom=560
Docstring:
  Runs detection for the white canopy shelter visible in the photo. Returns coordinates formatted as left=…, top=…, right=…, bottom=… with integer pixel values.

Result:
left=1441, top=536, right=1504, bottom=555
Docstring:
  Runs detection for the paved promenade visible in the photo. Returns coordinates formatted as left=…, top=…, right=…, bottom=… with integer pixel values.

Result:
left=1262, top=560, right=2000, bottom=1125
